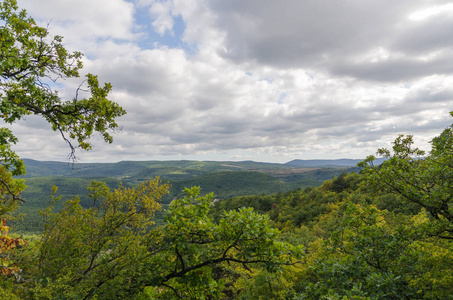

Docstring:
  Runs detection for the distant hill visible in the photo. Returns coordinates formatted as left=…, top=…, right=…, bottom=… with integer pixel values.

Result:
left=20, top=158, right=367, bottom=201
left=21, top=159, right=290, bottom=179
left=165, top=171, right=289, bottom=201
left=12, top=158, right=366, bottom=233
left=22, top=158, right=374, bottom=178
left=11, top=176, right=123, bottom=233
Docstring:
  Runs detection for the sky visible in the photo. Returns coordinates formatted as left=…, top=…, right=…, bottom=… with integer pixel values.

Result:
left=7, top=0, right=453, bottom=163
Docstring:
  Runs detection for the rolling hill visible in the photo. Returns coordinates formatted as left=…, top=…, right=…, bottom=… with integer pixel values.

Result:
left=11, top=158, right=365, bottom=233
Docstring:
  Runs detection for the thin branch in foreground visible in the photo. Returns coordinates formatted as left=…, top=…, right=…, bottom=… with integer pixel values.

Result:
left=0, top=179, right=24, bottom=203
left=162, top=283, right=182, bottom=299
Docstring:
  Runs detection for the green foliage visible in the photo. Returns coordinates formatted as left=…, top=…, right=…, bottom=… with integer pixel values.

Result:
left=0, top=0, right=125, bottom=161
left=140, top=186, right=302, bottom=299
left=0, top=1, right=124, bottom=280
left=209, top=161, right=453, bottom=298
left=237, top=269, right=296, bottom=300
left=359, top=117, right=453, bottom=239
left=294, top=204, right=453, bottom=299
left=0, top=0, right=125, bottom=218
left=211, top=172, right=366, bottom=231
left=22, top=178, right=168, bottom=299
left=165, top=171, right=289, bottom=202
left=9, top=183, right=301, bottom=299
left=292, top=114, right=453, bottom=299
left=10, top=176, right=124, bottom=233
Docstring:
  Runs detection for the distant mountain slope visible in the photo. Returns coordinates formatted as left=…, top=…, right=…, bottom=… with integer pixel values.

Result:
left=22, top=158, right=372, bottom=178
left=13, top=159, right=366, bottom=233
left=22, top=159, right=74, bottom=177
left=21, top=159, right=290, bottom=179
left=12, top=176, right=123, bottom=233
left=164, top=171, right=289, bottom=202
left=21, top=158, right=368, bottom=184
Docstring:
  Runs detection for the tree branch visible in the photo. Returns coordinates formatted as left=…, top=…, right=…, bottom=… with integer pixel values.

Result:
left=0, top=178, right=24, bottom=203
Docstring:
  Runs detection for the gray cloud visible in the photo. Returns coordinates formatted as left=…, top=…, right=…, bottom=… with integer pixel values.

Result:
left=392, top=14, right=453, bottom=55
left=5, top=0, right=453, bottom=163
left=208, top=0, right=453, bottom=82
left=331, top=52, right=453, bottom=82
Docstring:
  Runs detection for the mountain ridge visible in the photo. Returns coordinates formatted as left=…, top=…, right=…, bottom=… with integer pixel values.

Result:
left=22, top=157, right=373, bottom=178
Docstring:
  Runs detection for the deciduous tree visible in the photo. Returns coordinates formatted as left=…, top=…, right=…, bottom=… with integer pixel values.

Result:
left=0, top=0, right=126, bottom=217
left=0, top=0, right=125, bottom=288
left=359, top=113, right=453, bottom=239
left=21, top=184, right=301, bottom=299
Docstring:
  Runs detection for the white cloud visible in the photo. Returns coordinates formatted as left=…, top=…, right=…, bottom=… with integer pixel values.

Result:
left=408, top=3, right=453, bottom=21
left=17, top=0, right=136, bottom=54
left=148, top=0, right=175, bottom=35
left=5, top=0, right=453, bottom=163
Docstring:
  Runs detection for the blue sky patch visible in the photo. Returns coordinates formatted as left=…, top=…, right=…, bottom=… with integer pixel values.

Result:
left=132, top=6, right=193, bottom=53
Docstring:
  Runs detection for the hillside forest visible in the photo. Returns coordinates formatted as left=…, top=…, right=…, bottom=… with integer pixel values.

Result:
left=1, top=1, right=452, bottom=299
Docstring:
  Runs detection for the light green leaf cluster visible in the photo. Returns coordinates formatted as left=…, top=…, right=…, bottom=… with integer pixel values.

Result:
left=150, top=187, right=303, bottom=298
left=359, top=113, right=453, bottom=239
left=23, top=179, right=169, bottom=299
left=5, top=183, right=301, bottom=299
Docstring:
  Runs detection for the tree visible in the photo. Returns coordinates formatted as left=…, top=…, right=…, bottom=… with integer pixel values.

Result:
left=0, top=0, right=125, bottom=287
left=153, top=187, right=301, bottom=298
left=18, top=184, right=302, bottom=299
left=0, top=0, right=125, bottom=216
left=294, top=203, right=453, bottom=299
left=358, top=113, right=453, bottom=239
left=26, top=179, right=168, bottom=299
left=291, top=116, right=453, bottom=299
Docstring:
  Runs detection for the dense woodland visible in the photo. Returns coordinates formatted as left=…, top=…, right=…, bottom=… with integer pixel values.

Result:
left=3, top=134, right=453, bottom=299
left=12, top=160, right=358, bottom=233
left=1, top=1, right=452, bottom=299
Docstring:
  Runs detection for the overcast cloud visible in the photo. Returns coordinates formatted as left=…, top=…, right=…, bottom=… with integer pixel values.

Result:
left=6, top=0, right=453, bottom=163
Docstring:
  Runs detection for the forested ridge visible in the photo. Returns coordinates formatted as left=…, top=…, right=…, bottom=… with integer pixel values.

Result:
left=11, top=160, right=357, bottom=233
left=1, top=0, right=452, bottom=298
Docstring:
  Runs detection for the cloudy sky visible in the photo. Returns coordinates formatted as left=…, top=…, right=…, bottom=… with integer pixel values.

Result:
left=8, top=0, right=453, bottom=163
